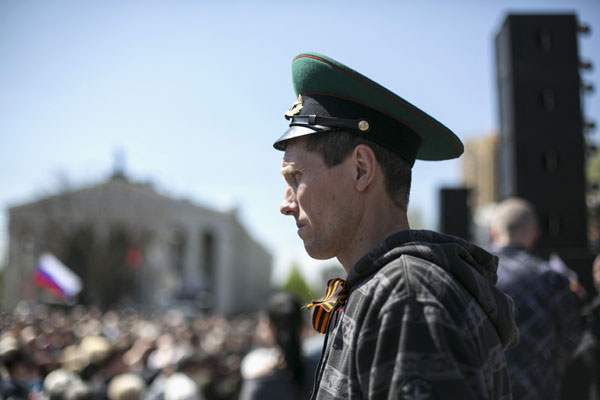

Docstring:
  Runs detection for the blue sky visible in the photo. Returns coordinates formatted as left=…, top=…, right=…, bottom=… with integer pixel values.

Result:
left=1, top=0, right=598, bottom=285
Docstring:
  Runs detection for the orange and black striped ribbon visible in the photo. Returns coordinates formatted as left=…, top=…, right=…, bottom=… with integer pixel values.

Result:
left=306, top=278, right=349, bottom=334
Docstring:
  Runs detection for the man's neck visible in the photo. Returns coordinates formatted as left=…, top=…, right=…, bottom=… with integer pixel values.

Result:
left=338, top=203, right=410, bottom=273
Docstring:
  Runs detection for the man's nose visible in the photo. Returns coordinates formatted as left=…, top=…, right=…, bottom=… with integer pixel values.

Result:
left=280, top=186, right=298, bottom=216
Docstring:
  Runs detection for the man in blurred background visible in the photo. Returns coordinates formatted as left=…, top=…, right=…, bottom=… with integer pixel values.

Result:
left=491, top=197, right=582, bottom=399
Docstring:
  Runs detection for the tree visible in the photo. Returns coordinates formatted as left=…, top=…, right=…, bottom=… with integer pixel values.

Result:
left=282, top=263, right=314, bottom=303
left=587, top=149, right=600, bottom=189
left=408, top=207, right=425, bottom=230
left=0, top=267, right=4, bottom=308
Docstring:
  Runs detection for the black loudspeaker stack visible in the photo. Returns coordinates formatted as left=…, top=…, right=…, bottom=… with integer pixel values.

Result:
left=495, top=14, right=588, bottom=253
left=439, top=188, right=471, bottom=241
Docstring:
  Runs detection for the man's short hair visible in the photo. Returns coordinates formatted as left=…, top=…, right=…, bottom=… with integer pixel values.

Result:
left=303, top=130, right=412, bottom=210
left=491, top=197, right=538, bottom=246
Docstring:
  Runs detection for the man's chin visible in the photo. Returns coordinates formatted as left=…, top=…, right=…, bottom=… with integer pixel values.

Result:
left=303, top=242, right=335, bottom=260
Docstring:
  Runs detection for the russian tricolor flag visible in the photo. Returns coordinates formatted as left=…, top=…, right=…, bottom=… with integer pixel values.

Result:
left=33, top=253, right=82, bottom=300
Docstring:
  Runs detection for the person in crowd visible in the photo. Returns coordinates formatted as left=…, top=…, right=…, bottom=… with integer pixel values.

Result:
left=106, top=373, right=146, bottom=400
left=164, top=372, right=205, bottom=400
left=43, top=368, right=82, bottom=400
left=239, top=292, right=318, bottom=400
left=64, top=380, right=94, bottom=400
left=0, top=344, right=40, bottom=400
left=490, top=197, right=582, bottom=399
left=561, top=254, right=600, bottom=399
left=273, top=52, right=519, bottom=399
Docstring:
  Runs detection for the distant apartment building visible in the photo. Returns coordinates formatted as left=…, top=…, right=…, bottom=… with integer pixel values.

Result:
left=462, top=134, right=500, bottom=208
left=5, top=174, right=272, bottom=315
left=461, top=134, right=500, bottom=247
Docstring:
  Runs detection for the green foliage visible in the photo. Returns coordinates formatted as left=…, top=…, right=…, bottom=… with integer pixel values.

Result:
left=588, top=150, right=600, bottom=188
left=0, top=267, right=3, bottom=307
left=282, top=263, right=314, bottom=303
left=408, top=207, right=425, bottom=230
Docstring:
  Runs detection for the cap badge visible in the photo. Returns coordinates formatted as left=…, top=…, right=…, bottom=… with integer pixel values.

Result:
left=284, top=95, right=303, bottom=120
left=358, top=120, right=370, bottom=132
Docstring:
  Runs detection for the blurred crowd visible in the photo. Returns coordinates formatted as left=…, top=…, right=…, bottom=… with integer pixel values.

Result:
left=0, top=303, right=268, bottom=400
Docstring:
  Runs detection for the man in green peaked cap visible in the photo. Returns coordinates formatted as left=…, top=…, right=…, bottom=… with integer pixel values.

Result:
left=274, top=52, right=519, bottom=400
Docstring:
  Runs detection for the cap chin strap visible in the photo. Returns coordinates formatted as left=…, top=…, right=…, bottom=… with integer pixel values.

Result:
left=289, top=115, right=370, bottom=133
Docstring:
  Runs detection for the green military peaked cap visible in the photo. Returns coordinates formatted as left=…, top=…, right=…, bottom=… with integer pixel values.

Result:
left=273, top=52, right=464, bottom=166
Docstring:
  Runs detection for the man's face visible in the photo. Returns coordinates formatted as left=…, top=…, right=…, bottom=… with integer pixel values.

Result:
left=280, top=138, right=356, bottom=260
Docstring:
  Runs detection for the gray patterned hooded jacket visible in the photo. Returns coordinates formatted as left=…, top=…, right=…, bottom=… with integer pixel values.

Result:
left=311, top=230, right=519, bottom=400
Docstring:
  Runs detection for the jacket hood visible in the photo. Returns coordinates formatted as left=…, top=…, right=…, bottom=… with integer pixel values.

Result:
left=346, top=230, right=519, bottom=350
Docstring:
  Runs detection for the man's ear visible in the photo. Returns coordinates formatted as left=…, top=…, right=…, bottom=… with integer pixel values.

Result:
left=353, top=145, right=377, bottom=192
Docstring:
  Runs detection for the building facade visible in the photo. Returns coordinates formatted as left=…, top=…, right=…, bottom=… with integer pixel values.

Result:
left=461, top=134, right=500, bottom=247
left=461, top=134, right=500, bottom=208
left=5, top=174, right=272, bottom=315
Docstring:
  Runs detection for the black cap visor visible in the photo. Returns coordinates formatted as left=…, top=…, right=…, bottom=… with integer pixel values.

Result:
left=273, top=124, right=334, bottom=151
